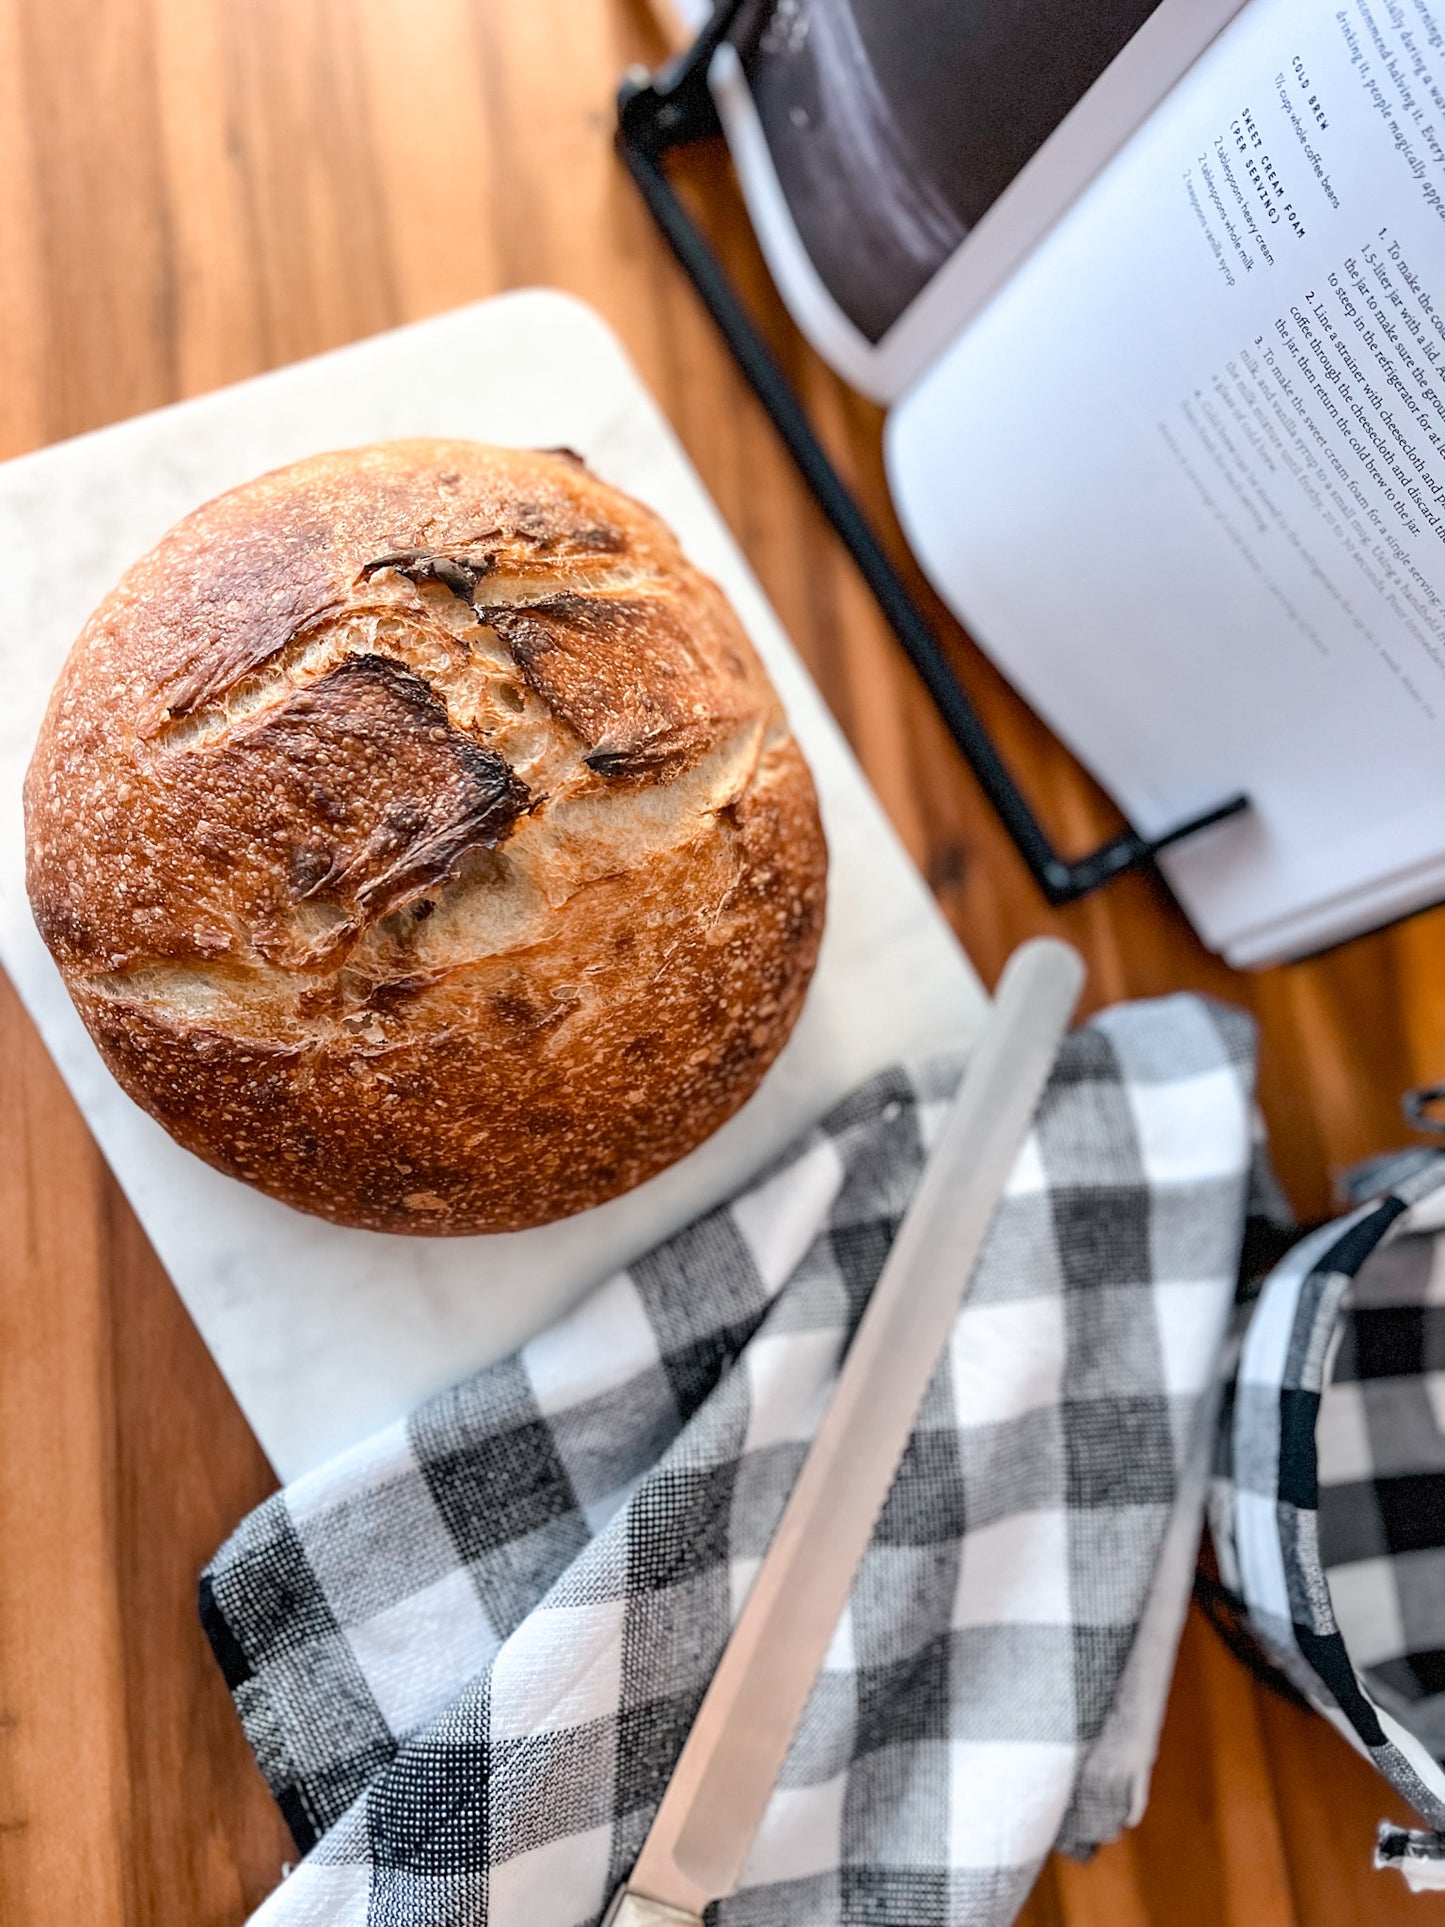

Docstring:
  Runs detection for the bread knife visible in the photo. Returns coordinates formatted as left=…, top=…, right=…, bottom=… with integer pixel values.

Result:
left=602, top=937, right=1085, bottom=1927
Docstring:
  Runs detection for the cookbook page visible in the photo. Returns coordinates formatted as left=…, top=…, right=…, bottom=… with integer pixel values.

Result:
left=888, top=0, right=1445, bottom=963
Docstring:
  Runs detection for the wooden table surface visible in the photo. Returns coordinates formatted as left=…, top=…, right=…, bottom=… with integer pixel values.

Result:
left=1, top=1, right=1442, bottom=1921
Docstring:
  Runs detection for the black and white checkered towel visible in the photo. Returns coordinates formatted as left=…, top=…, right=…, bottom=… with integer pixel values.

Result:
left=203, top=995, right=1261, bottom=1926
left=1211, top=1152, right=1445, bottom=1891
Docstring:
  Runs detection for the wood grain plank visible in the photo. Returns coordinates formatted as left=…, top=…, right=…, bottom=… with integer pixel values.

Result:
left=352, top=0, right=503, bottom=322
left=0, top=978, right=128, bottom=1924
left=14, top=0, right=179, bottom=438
left=1053, top=1835, right=1152, bottom=1927
left=0, top=0, right=46, bottom=461
left=104, top=1188, right=294, bottom=1922
left=1196, top=1605, right=1300, bottom=1927
left=149, top=0, right=271, bottom=400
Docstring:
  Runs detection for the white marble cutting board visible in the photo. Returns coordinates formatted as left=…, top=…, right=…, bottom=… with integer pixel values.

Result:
left=0, top=291, right=985, bottom=1480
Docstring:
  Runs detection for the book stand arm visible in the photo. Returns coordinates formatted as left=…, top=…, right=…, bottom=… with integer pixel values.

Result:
left=616, top=4, right=1249, bottom=905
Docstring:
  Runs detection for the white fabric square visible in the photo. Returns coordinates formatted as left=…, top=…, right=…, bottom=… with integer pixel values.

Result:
left=346, top=1566, right=499, bottom=1738
left=948, top=1740, right=1079, bottom=1868
left=582, top=1475, right=643, bottom=1539
left=949, top=1296, right=1066, bottom=1427
left=1327, top=1556, right=1406, bottom=1670
left=1427, top=1371, right=1445, bottom=1435
left=729, top=1554, right=761, bottom=1627
left=1239, top=1274, right=1299, bottom=1391
left=1152, top=1279, right=1235, bottom=1399
left=1404, top=1188, right=1445, bottom=1239
left=251, top=1859, right=372, bottom=1925
left=1233, top=1489, right=1292, bottom=1624
left=1127, top=1066, right=1248, bottom=1185
left=522, top=1272, right=662, bottom=1415
left=743, top=1328, right=841, bottom=1453
left=488, top=1598, right=625, bottom=1742
left=741, top=1772, right=848, bottom=1888
left=487, top=1821, right=612, bottom=1926
left=730, top=1137, right=844, bottom=1293
left=1004, top=1131, right=1048, bottom=1199
left=1316, top=1380, right=1374, bottom=1487
left=821, top=1599, right=856, bottom=1675
left=953, top=1511, right=1071, bottom=1629
left=916, top=1096, right=950, bottom=1154
left=286, top=1420, right=413, bottom=1526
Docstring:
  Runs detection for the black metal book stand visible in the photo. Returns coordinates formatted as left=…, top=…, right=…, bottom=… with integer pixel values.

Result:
left=616, top=0, right=1249, bottom=905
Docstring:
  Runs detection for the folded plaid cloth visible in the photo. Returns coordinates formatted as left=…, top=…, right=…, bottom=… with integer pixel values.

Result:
left=1210, top=1155, right=1445, bottom=1890
left=203, top=995, right=1262, bottom=1926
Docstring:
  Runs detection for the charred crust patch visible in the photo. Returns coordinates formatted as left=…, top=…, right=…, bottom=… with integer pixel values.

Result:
left=289, top=844, right=337, bottom=895
left=582, top=724, right=708, bottom=780
left=503, top=590, right=645, bottom=636
left=568, top=522, right=627, bottom=554
left=208, top=653, right=530, bottom=955
left=365, top=974, right=432, bottom=1012
left=359, top=542, right=500, bottom=604
left=488, top=594, right=725, bottom=779
left=359, top=511, right=628, bottom=611
left=506, top=504, right=629, bottom=557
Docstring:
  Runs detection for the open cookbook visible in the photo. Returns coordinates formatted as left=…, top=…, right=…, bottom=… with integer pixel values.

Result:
left=676, top=0, right=1445, bottom=966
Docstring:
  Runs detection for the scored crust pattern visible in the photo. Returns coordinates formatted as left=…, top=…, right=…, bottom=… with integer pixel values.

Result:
left=24, top=441, right=828, bottom=1233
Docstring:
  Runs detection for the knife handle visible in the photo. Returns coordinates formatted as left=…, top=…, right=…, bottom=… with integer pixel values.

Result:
left=601, top=1890, right=704, bottom=1927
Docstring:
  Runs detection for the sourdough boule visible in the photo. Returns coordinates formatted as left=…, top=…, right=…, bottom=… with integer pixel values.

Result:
left=23, top=440, right=827, bottom=1233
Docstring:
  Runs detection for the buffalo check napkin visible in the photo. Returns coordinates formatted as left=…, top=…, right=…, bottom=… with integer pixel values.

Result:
left=202, top=995, right=1262, bottom=1927
left=1210, top=1154, right=1445, bottom=1890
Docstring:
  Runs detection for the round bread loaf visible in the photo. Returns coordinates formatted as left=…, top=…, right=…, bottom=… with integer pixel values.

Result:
left=24, top=441, right=827, bottom=1233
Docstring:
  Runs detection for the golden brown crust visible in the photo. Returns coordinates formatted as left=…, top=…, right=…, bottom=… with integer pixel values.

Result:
left=24, top=440, right=827, bottom=1233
